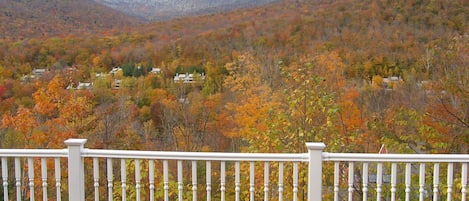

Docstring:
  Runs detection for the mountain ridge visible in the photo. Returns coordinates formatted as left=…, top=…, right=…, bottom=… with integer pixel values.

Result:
left=93, top=0, right=281, bottom=21
left=0, top=0, right=142, bottom=40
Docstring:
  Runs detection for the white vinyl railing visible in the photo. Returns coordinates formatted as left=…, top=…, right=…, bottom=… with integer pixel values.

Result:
left=323, top=153, right=469, bottom=201
left=0, top=139, right=468, bottom=201
left=82, top=144, right=313, bottom=201
left=0, top=149, right=68, bottom=201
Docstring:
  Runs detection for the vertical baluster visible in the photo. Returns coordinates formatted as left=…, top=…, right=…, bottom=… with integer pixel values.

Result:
left=419, top=163, right=425, bottom=201
left=461, top=163, right=467, bottom=201
left=405, top=163, right=411, bottom=201
left=2, top=157, right=9, bottom=201
left=41, top=158, right=47, bottom=201
left=177, top=160, right=183, bottom=201
left=135, top=159, right=141, bottom=201
left=293, top=162, right=298, bottom=201
left=191, top=161, right=197, bottom=201
left=93, top=158, right=99, bottom=201
left=391, top=163, right=397, bottom=201
left=447, top=163, right=453, bottom=201
left=348, top=162, right=354, bottom=201
left=249, top=162, right=255, bottom=201
left=107, top=158, right=113, bottom=201
left=149, top=160, right=155, bottom=201
left=264, top=162, right=269, bottom=201
left=220, top=161, right=226, bottom=201
left=278, top=162, right=284, bottom=201
left=54, top=158, right=61, bottom=201
left=15, top=157, right=20, bottom=201
left=334, top=162, right=339, bottom=201
left=206, top=161, right=211, bottom=201
left=27, top=158, right=34, bottom=201
left=433, top=163, right=440, bottom=201
left=163, top=160, right=169, bottom=201
left=235, top=161, right=240, bottom=201
left=362, top=163, right=368, bottom=201
left=120, top=159, right=127, bottom=201
left=377, top=162, right=383, bottom=201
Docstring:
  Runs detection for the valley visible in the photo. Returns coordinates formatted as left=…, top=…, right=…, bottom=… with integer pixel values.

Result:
left=0, top=0, right=467, bottom=155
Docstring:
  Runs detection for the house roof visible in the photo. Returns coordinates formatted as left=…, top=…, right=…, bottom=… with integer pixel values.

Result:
left=173, top=72, right=205, bottom=83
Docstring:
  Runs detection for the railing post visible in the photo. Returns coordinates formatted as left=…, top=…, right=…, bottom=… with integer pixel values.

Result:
left=64, top=139, right=87, bottom=201
left=306, top=142, right=326, bottom=201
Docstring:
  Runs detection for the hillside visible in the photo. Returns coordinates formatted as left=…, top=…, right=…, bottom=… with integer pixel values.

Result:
left=0, top=0, right=467, bottom=156
left=93, top=0, right=280, bottom=21
left=0, top=0, right=142, bottom=40
left=144, top=0, right=468, bottom=79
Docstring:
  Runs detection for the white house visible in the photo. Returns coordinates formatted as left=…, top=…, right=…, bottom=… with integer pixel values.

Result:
left=76, top=82, right=93, bottom=90
left=174, top=72, right=205, bottom=83
left=21, top=68, right=48, bottom=82
left=109, top=67, right=122, bottom=76
left=67, top=82, right=93, bottom=90
left=150, top=68, right=161, bottom=74
left=32, top=68, right=48, bottom=77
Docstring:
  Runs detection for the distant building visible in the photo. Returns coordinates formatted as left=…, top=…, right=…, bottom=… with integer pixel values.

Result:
left=383, top=76, right=401, bottom=84
left=95, top=72, right=107, bottom=78
left=372, top=76, right=402, bottom=90
left=21, top=75, right=33, bottom=82
left=174, top=72, right=205, bottom=83
left=76, top=82, right=93, bottom=90
left=67, top=82, right=93, bottom=90
left=21, top=68, right=49, bottom=82
left=150, top=68, right=161, bottom=74
left=382, top=76, right=402, bottom=90
left=109, top=67, right=122, bottom=76
left=32, top=68, right=48, bottom=78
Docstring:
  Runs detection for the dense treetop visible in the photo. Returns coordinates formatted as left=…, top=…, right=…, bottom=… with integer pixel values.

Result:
left=0, top=0, right=467, bottom=155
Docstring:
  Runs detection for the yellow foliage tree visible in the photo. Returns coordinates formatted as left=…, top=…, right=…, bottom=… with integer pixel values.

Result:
left=1, top=106, right=37, bottom=147
left=222, top=54, right=283, bottom=152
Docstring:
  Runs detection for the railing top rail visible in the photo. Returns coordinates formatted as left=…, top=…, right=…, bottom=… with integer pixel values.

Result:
left=0, top=149, right=68, bottom=158
left=82, top=148, right=309, bottom=162
left=2, top=147, right=468, bottom=163
left=323, top=152, right=469, bottom=163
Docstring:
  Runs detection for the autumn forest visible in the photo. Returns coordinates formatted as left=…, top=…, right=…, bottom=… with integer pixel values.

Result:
left=0, top=0, right=468, bottom=156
